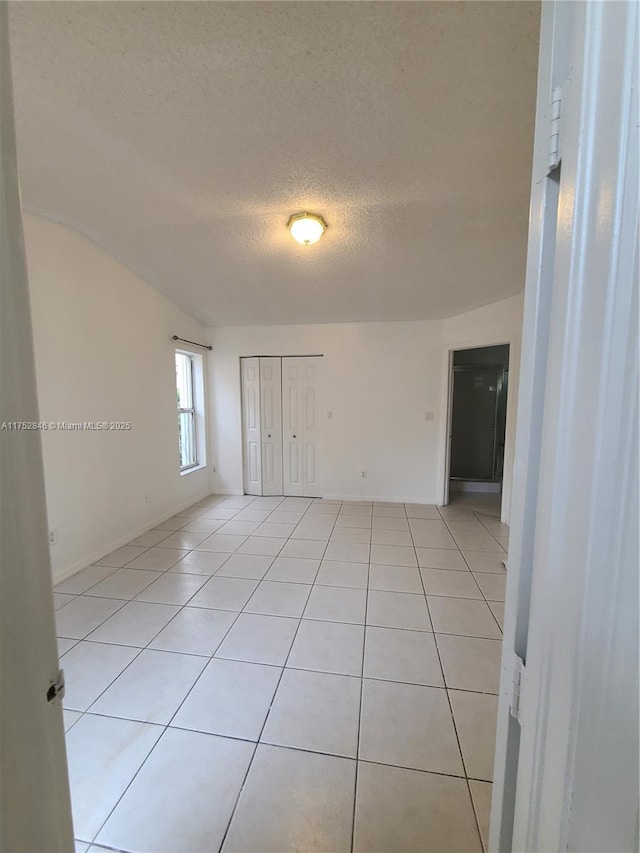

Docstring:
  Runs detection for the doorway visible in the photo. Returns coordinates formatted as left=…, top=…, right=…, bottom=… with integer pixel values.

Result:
left=446, top=344, right=510, bottom=515
left=240, top=355, right=322, bottom=498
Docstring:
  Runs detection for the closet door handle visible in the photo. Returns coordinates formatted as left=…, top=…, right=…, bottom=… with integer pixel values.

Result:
left=293, top=434, right=297, bottom=438
left=268, top=434, right=272, bottom=438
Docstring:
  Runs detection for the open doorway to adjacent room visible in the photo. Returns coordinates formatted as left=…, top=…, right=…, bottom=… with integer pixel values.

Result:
left=445, top=344, right=510, bottom=518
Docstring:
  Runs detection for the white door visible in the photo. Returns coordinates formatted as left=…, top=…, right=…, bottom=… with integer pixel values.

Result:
left=241, top=357, right=262, bottom=495
left=259, top=357, right=283, bottom=496
left=282, top=357, right=322, bottom=498
left=0, top=6, right=74, bottom=848
left=491, top=2, right=639, bottom=851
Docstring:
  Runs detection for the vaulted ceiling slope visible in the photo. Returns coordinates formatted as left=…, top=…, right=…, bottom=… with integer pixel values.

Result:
left=9, top=1, right=540, bottom=327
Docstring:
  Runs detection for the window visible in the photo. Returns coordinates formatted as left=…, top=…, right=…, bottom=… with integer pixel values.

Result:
left=175, top=351, right=197, bottom=470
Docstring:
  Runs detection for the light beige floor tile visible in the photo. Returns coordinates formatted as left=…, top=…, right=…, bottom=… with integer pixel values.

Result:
left=234, top=509, right=271, bottom=523
left=195, top=533, right=248, bottom=552
left=168, top=550, right=230, bottom=575
left=436, top=634, right=502, bottom=693
left=287, top=619, right=365, bottom=676
left=132, top=530, right=182, bottom=548
left=370, top=528, right=413, bottom=546
left=371, top=516, right=410, bottom=532
left=416, top=547, right=469, bottom=570
left=87, top=568, right=162, bottom=600
left=368, top=564, right=423, bottom=593
left=255, top=521, right=297, bottom=538
left=244, top=580, right=312, bottom=618
left=411, top=529, right=458, bottom=549
left=263, top=556, right=320, bottom=583
left=421, top=567, right=483, bottom=598
left=237, top=535, right=287, bottom=556
left=366, top=590, right=431, bottom=631
left=63, top=709, right=82, bottom=732
left=66, top=713, right=162, bottom=842
left=200, top=508, right=241, bottom=521
left=56, top=596, right=126, bottom=639
left=217, top=520, right=261, bottom=536
left=315, top=560, right=369, bottom=589
left=262, top=668, right=361, bottom=757
left=126, top=548, right=189, bottom=571
left=304, top=585, right=367, bottom=624
left=215, top=553, right=274, bottom=580
left=280, top=538, right=327, bottom=559
left=149, top=607, right=236, bottom=656
left=188, top=576, right=258, bottom=611
left=324, top=540, right=370, bottom=563
left=97, top=728, right=253, bottom=853
left=61, top=641, right=140, bottom=710
left=55, top=564, right=119, bottom=595
left=179, top=518, right=225, bottom=534
left=330, top=526, right=371, bottom=544
left=279, top=497, right=314, bottom=511
left=291, top=523, right=334, bottom=540
left=90, top=649, right=206, bottom=724
left=462, top=551, right=507, bottom=572
left=135, top=572, right=207, bottom=605
left=449, top=690, right=499, bottom=781
left=222, top=744, right=355, bottom=853
left=473, top=572, right=507, bottom=601
left=172, top=657, right=280, bottom=740
left=488, top=600, right=505, bottom=630
left=268, top=510, right=306, bottom=524
left=86, top=601, right=180, bottom=646
left=215, top=613, right=299, bottom=665
left=369, top=544, right=417, bottom=567
left=58, top=636, right=78, bottom=655
left=93, top=545, right=149, bottom=568
left=372, top=506, right=406, bottom=518
left=428, top=596, right=503, bottom=639
left=54, top=592, right=76, bottom=610
left=405, top=504, right=441, bottom=519
left=453, top=533, right=505, bottom=553
left=359, top=679, right=464, bottom=775
left=249, top=496, right=286, bottom=510
left=153, top=530, right=209, bottom=550
left=335, top=514, right=372, bottom=529
left=339, top=503, right=372, bottom=515
left=354, top=761, right=482, bottom=853
left=469, top=780, right=493, bottom=852
left=363, top=626, right=443, bottom=686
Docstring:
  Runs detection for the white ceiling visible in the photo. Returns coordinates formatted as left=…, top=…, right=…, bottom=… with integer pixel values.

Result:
left=9, top=1, right=540, bottom=327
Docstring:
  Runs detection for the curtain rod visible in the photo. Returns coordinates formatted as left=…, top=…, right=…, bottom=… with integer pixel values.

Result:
left=172, top=335, right=212, bottom=351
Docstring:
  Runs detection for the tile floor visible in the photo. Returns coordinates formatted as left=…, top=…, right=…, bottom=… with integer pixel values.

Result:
left=55, top=494, right=508, bottom=853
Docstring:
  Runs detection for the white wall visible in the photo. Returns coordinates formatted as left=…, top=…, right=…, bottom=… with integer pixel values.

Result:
left=25, top=215, right=212, bottom=581
left=208, top=293, right=523, bottom=511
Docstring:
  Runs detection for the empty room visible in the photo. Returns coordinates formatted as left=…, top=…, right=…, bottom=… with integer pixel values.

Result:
left=1, top=1, right=637, bottom=852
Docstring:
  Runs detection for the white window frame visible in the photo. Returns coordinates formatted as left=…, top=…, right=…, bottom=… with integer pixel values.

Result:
left=175, top=349, right=205, bottom=473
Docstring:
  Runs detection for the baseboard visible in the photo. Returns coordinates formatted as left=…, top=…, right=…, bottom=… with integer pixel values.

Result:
left=51, top=490, right=214, bottom=585
left=210, top=488, right=245, bottom=496
left=323, top=493, right=439, bottom=505
left=449, top=481, right=502, bottom=494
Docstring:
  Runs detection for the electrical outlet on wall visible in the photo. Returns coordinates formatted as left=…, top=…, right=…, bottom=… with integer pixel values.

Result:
left=425, top=411, right=435, bottom=421
left=49, top=529, right=57, bottom=545
left=212, top=465, right=217, bottom=473
left=361, top=470, right=368, bottom=479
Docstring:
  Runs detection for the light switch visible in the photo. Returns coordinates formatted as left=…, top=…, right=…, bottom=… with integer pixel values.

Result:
left=327, top=411, right=333, bottom=419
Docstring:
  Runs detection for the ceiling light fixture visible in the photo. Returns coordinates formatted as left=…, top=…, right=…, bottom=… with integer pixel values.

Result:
left=287, top=212, right=327, bottom=245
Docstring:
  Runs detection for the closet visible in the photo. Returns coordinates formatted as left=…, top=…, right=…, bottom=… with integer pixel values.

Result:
left=240, top=356, right=321, bottom=497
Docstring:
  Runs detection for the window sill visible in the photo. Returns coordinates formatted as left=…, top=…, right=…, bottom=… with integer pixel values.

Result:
left=180, top=463, right=207, bottom=477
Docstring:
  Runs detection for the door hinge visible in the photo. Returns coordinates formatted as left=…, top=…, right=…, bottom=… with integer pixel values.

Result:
left=47, top=668, right=65, bottom=703
left=548, top=86, right=562, bottom=172
left=509, top=654, right=526, bottom=723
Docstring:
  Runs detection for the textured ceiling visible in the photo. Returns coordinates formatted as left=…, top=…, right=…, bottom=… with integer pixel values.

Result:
left=9, top=1, right=540, bottom=327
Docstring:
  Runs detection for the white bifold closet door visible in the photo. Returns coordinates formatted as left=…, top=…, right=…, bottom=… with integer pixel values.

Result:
left=241, top=357, right=283, bottom=496
left=282, top=356, right=321, bottom=498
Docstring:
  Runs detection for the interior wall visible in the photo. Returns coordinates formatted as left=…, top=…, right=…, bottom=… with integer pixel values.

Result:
left=208, top=293, right=523, bottom=510
left=24, top=214, right=212, bottom=582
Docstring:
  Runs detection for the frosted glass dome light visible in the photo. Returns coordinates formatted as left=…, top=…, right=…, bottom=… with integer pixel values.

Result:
left=287, top=212, right=327, bottom=245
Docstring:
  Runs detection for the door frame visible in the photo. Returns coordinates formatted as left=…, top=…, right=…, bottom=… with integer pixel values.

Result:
left=438, top=336, right=519, bottom=524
